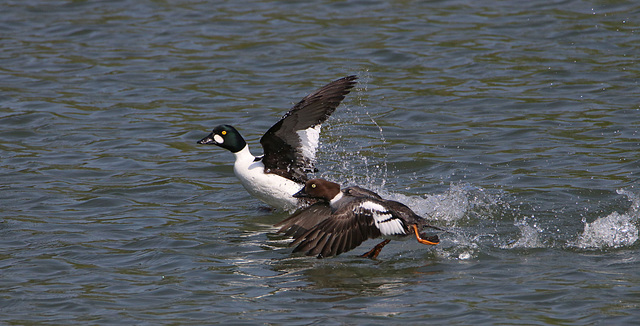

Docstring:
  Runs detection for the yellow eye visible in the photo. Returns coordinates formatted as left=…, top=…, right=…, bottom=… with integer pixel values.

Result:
left=221, top=130, right=227, bottom=135
left=311, top=184, right=316, bottom=188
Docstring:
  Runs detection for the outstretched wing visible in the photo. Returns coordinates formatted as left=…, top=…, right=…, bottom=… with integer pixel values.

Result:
left=275, top=202, right=332, bottom=239
left=289, top=198, right=397, bottom=258
left=260, top=75, right=357, bottom=182
left=276, top=186, right=379, bottom=241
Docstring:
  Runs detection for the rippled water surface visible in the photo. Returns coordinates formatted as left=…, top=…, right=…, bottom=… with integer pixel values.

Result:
left=2, top=0, right=639, bottom=324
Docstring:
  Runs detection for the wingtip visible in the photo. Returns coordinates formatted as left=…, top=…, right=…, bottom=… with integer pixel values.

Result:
left=335, top=75, right=358, bottom=93
left=342, top=75, right=358, bottom=85
left=331, top=75, right=358, bottom=85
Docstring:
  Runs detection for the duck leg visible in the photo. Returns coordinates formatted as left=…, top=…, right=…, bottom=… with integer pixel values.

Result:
left=412, top=224, right=439, bottom=245
left=360, top=239, right=391, bottom=259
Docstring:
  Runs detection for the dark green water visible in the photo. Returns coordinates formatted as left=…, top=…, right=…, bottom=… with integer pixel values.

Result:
left=1, top=0, right=639, bottom=324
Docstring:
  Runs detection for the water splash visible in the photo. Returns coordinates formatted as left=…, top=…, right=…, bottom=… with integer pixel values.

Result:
left=382, top=185, right=467, bottom=222
left=503, top=216, right=544, bottom=249
left=380, top=183, right=505, bottom=260
left=437, top=233, right=479, bottom=260
left=379, top=183, right=503, bottom=225
left=316, top=74, right=389, bottom=190
left=617, top=188, right=640, bottom=213
left=574, top=212, right=638, bottom=249
left=572, top=189, right=639, bottom=250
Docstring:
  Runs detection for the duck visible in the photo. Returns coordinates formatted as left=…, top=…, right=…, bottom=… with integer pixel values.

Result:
left=197, top=76, right=358, bottom=211
left=275, top=178, right=442, bottom=259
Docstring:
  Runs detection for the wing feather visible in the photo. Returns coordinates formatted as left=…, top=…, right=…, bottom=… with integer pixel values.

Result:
left=275, top=202, right=331, bottom=238
left=260, top=76, right=357, bottom=182
left=289, top=198, right=385, bottom=257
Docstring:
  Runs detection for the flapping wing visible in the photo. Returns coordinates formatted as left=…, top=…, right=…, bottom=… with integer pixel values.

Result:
left=275, top=202, right=332, bottom=239
left=290, top=199, right=384, bottom=258
left=260, top=75, right=357, bottom=182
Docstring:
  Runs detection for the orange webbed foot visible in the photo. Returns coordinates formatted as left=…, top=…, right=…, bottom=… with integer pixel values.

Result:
left=412, top=224, right=439, bottom=245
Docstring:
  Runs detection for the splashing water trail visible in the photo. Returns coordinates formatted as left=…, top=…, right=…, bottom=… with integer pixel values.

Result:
left=573, top=189, right=639, bottom=249
left=380, top=183, right=506, bottom=260
left=574, top=212, right=638, bottom=249
left=503, top=216, right=544, bottom=249
left=382, top=183, right=477, bottom=224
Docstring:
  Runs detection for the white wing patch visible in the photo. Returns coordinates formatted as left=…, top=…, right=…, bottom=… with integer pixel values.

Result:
left=296, top=125, right=321, bottom=162
left=359, top=201, right=386, bottom=212
left=359, top=201, right=406, bottom=236
left=374, top=213, right=406, bottom=235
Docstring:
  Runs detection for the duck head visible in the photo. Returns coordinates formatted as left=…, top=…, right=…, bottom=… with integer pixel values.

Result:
left=293, top=178, right=341, bottom=202
left=197, top=124, right=247, bottom=153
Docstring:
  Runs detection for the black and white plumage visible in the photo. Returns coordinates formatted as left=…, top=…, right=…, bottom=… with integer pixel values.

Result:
left=276, top=178, right=441, bottom=259
left=197, top=76, right=357, bottom=211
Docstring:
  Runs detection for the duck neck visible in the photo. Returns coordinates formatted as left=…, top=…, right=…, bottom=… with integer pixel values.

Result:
left=233, top=145, right=255, bottom=162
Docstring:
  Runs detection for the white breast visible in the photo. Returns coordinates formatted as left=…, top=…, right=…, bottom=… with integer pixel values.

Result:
left=232, top=146, right=302, bottom=211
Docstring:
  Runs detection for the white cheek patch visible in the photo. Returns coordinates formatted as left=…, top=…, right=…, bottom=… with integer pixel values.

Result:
left=213, top=134, right=224, bottom=144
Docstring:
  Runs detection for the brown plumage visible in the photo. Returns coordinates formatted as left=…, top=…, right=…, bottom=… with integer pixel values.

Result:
left=276, top=179, right=442, bottom=259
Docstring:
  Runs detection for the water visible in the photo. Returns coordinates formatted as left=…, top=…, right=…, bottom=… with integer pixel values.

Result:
left=1, top=0, right=639, bottom=324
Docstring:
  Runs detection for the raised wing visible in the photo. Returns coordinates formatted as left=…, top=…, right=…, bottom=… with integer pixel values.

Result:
left=260, top=75, right=357, bottom=182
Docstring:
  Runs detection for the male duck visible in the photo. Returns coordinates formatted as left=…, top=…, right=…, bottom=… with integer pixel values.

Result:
left=197, top=76, right=357, bottom=211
